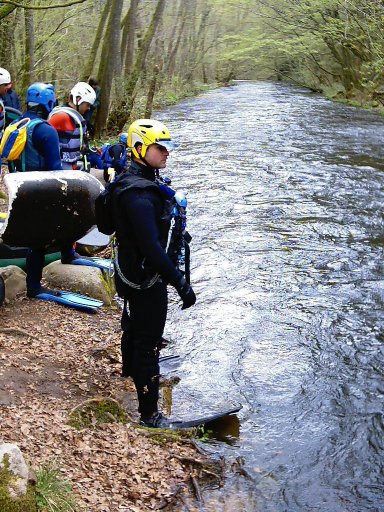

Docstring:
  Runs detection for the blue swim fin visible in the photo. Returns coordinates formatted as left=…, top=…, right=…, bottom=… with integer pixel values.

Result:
left=34, top=289, right=103, bottom=312
left=70, top=257, right=113, bottom=271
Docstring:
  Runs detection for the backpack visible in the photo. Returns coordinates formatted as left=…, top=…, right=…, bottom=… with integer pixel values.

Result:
left=0, top=117, right=42, bottom=164
left=95, top=181, right=116, bottom=235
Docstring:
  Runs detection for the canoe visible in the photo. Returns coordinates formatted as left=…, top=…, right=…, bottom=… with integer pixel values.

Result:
left=0, top=244, right=61, bottom=269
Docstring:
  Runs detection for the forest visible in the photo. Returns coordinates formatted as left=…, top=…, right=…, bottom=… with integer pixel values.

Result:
left=1, top=0, right=383, bottom=136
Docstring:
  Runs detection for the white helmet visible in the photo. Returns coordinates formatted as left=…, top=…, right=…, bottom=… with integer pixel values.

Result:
left=0, top=67, right=11, bottom=85
left=70, top=81, right=96, bottom=106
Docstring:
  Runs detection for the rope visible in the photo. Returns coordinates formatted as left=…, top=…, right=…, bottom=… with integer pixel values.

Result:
left=113, top=243, right=160, bottom=290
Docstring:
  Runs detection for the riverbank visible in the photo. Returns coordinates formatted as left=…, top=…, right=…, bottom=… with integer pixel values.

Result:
left=283, top=77, right=384, bottom=116
left=0, top=293, right=221, bottom=510
left=0, top=163, right=228, bottom=510
left=0, top=165, right=218, bottom=510
left=323, top=86, right=384, bottom=115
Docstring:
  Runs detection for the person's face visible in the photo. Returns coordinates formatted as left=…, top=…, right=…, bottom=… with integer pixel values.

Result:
left=0, top=82, right=11, bottom=96
left=78, top=101, right=91, bottom=116
left=143, top=143, right=169, bottom=168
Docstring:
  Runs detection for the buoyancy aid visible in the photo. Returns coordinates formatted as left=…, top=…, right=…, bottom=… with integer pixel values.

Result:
left=111, top=164, right=175, bottom=291
left=48, top=105, right=86, bottom=163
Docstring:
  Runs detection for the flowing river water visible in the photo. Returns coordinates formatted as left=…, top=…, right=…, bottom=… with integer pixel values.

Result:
left=156, top=81, right=384, bottom=511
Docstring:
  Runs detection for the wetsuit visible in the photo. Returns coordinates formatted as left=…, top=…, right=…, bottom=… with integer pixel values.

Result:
left=111, top=160, right=185, bottom=418
left=16, top=110, right=76, bottom=294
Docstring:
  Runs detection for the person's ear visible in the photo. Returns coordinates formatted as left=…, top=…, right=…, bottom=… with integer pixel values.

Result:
left=136, top=143, right=143, bottom=156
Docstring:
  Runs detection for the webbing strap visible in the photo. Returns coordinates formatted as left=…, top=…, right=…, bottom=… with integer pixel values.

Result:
left=113, top=243, right=160, bottom=290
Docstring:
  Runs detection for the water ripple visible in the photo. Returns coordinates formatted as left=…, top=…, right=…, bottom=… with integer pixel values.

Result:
left=157, top=81, right=384, bottom=511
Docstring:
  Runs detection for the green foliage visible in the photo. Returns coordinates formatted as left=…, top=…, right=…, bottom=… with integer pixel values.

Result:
left=195, top=425, right=214, bottom=443
left=211, top=0, right=384, bottom=105
left=5, top=0, right=384, bottom=128
left=155, top=76, right=213, bottom=108
left=35, top=465, right=77, bottom=512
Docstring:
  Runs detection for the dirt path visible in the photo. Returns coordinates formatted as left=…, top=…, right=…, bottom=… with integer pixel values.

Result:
left=0, top=296, right=211, bottom=511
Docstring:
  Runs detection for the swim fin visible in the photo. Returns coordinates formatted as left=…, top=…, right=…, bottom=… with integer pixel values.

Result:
left=167, top=406, right=243, bottom=429
left=70, top=257, right=113, bottom=271
left=33, top=289, right=104, bottom=312
left=159, top=355, right=180, bottom=363
left=159, top=354, right=181, bottom=375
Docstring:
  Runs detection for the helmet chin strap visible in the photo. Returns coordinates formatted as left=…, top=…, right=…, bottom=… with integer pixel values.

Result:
left=137, top=152, right=158, bottom=172
left=137, top=148, right=151, bottom=169
left=140, top=156, right=156, bottom=170
left=135, top=143, right=157, bottom=171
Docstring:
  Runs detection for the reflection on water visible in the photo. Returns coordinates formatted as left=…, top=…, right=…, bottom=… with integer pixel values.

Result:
left=156, top=82, right=384, bottom=511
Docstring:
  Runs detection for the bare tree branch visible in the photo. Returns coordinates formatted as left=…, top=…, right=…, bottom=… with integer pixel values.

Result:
left=0, top=0, right=87, bottom=9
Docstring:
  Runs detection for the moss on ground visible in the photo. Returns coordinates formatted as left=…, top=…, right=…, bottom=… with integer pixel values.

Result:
left=67, top=397, right=129, bottom=430
left=99, top=270, right=115, bottom=302
left=0, top=455, right=36, bottom=512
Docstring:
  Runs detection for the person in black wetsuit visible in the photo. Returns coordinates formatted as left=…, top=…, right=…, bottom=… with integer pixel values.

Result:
left=110, top=119, right=196, bottom=428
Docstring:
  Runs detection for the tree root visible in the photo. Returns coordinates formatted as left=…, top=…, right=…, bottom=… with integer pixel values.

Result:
left=190, top=468, right=203, bottom=502
left=158, top=484, right=187, bottom=510
left=0, top=327, right=38, bottom=339
left=173, top=454, right=222, bottom=483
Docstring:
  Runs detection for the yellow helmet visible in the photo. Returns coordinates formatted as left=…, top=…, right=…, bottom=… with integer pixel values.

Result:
left=128, top=119, right=177, bottom=159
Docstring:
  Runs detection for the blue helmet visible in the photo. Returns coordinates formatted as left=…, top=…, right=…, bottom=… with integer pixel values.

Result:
left=119, top=132, right=128, bottom=145
left=26, top=83, right=56, bottom=113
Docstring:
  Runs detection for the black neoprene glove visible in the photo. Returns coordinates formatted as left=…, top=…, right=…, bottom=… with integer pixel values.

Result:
left=175, top=276, right=196, bottom=310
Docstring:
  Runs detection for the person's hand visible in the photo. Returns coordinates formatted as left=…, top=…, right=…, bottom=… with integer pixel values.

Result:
left=175, top=276, right=196, bottom=310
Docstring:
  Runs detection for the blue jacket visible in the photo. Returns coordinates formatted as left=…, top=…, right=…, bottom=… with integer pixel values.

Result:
left=101, top=143, right=128, bottom=172
left=3, top=89, right=21, bottom=111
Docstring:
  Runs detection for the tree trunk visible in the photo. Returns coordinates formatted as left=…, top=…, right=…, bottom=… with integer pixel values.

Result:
left=185, top=4, right=211, bottom=82
left=165, top=0, right=187, bottom=76
left=81, top=0, right=109, bottom=82
left=121, top=0, right=139, bottom=76
left=107, top=0, right=166, bottom=133
left=22, top=6, right=35, bottom=89
left=94, top=0, right=124, bottom=137
left=144, top=64, right=160, bottom=118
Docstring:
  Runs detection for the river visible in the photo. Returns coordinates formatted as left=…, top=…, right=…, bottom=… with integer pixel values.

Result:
left=156, top=81, right=384, bottom=512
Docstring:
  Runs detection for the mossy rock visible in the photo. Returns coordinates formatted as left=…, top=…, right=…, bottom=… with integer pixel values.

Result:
left=100, top=270, right=116, bottom=303
left=68, top=397, right=129, bottom=429
left=0, top=457, right=36, bottom=512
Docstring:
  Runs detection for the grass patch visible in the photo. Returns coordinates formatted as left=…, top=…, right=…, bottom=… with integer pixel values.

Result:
left=35, top=465, right=77, bottom=512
